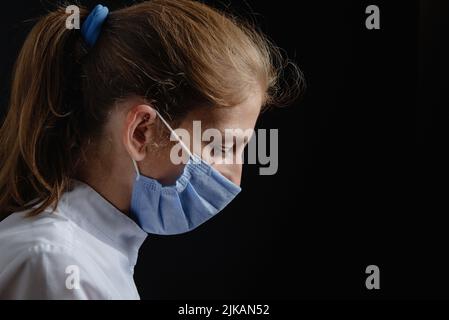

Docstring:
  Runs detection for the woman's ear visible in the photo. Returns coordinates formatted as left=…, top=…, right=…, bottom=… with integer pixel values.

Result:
left=123, top=104, right=158, bottom=161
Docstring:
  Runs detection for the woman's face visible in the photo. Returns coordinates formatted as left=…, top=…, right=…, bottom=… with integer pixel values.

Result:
left=107, top=85, right=263, bottom=192
left=135, top=87, right=262, bottom=185
left=176, top=88, right=263, bottom=185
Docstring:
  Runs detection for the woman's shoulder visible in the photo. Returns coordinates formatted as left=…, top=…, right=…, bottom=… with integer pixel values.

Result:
left=0, top=208, right=76, bottom=264
left=0, top=209, right=106, bottom=299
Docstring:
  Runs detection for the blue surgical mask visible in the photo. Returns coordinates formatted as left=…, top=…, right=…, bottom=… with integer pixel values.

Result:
left=130, top=112, right=242, bottom=235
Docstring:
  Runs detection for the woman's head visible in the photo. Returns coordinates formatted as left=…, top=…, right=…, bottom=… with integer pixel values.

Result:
left=0, top=0, right=302, bottom=216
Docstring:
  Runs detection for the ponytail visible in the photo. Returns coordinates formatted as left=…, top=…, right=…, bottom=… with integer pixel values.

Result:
left=0, top=7, right=86, bottom=217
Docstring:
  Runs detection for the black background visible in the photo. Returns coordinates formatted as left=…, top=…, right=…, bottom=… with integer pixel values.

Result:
left=0, top=0, right=448, bottom=300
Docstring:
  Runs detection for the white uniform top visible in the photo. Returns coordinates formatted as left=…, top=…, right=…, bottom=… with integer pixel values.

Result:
left=0, top=180, right=148, bottom=300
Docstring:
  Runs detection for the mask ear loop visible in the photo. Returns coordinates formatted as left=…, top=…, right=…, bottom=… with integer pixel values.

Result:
left=155, top=111, right=200, bottom=163
left=132, top=158, right=141, bottom=181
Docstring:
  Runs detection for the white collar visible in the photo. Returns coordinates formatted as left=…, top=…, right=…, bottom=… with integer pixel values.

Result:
left=58, top=179, right=147, bottom=267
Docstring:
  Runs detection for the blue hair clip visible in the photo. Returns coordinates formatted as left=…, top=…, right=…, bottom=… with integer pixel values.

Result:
left=81, top=4, right=109, bottom=47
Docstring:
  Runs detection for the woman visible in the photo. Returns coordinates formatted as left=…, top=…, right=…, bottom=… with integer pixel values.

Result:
left=0, top=0, right=300, bottom=299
